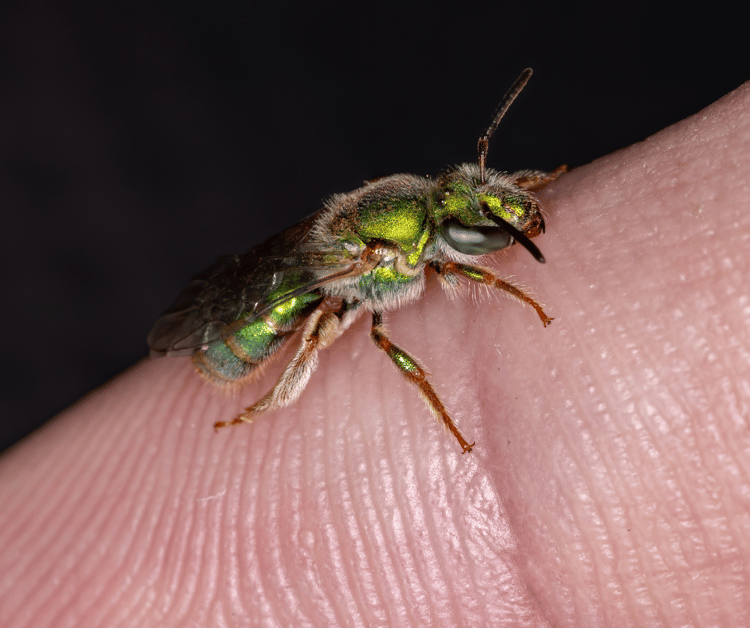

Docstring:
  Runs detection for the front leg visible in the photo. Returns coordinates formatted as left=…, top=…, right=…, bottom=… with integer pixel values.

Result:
left=432, top=261, right=554, bottom=327
left=370, top=312, right=474, bottom=454
left=512, top=164, right=568, bottom=191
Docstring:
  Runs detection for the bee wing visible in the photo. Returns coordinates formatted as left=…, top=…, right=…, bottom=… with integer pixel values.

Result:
left=147, top=213, right=352, bottom=357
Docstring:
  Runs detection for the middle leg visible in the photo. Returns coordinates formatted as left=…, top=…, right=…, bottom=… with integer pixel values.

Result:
left=370, top=311, right=474, bottom=454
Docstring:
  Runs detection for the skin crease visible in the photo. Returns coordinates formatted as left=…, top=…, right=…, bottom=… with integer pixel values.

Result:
left=1, top=84, right=749, bottom=628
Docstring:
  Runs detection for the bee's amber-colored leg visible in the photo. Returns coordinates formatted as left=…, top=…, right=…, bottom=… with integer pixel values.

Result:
left=370, top=311, right=474, bottom=454
left=215, top=305, right=345, bottom=429
left=512, top=164, right=568, bottom=191
left=434, top=261, right=554, bottom=327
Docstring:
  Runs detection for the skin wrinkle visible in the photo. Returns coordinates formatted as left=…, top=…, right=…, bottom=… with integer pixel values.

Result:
left=222, top=422, right=255, bottom=622
left=355, top=411, right=411, bottom=625
left=139, top=401, right=192, bottom=620
left=84, top=476, right=150, bottom=624
left=358, top=456, right=396, bottom=624
left=285, top=424, right=324, bottom=624
left=324, top=393, right=364, bottom=625
left=66, top=392, right=148, bottom=624
left=128, top=431, right=185, bottom=623
left=642, top=331, right=735, bottom=587
left=274, top=433, right=317, bottom=625
left=217, top=425, right=250, bottom=622
left=386, top=435, right=433, bottom=625
left=338, top=429, right=386, bottom=624
left=449, top=480, right=485, bottom=624
left=257, top=426, right=288, bottom=619
left=629, top=437, right=686, bottom=619
left=469, top=411, right=535, bottom=625
left=451, top=465, right=492, bottom=620
left=400, top=327, right=460, bottom=622
left=282, top=428, right=309, bottom=618
left=420, top=446, right=464, bottom=625
left=379, top=428, right=416, bottom=625
left=296, top=420, right=332, bottom=626
left=466, top=476, right=521, bottom=622
left=319, top=421, right=359, bottom=625
left=58, top=414, right=147, bottom=622
left=666, top=398, right=728, bottom=601
left=304, top=495, right=342, bottom=625
left=434, top=433, right=482, bottom=622
left=557, top=451, right=611, bottom=609
left=164, top=391, right=204, bottom=619
left=235, top=422, right=272, bottom=622
left=551, top=348, right=631, bottom=614
left=303, top=424, right=335, bottom=627
left=528, top=348, right=648, bottom=624
left=390, top=398, right=444, bottom=625
left=173, top=424, right=210, bottom=626
left=464, top=473, right=530, bottom=624
left=366, top=352, right=426, bottom=624
left=90, top=386, right=168, bottom=626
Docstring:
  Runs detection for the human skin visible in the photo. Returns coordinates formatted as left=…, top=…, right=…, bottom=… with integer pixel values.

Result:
left=1, top=83, right=749, bottom=628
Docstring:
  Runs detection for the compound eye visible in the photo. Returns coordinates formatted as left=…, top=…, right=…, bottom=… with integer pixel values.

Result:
left=439, top=218, right=514, bottom=255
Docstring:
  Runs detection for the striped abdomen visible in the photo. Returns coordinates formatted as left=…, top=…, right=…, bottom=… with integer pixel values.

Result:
left=193, top=291, right=324, bottom=384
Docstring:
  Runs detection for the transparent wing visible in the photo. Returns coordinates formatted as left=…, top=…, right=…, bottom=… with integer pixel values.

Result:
left=147, top=212, right=353, bottom=357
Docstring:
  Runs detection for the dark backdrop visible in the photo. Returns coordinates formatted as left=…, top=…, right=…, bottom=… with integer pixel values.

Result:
left=1, top=0, right=745, bottom=452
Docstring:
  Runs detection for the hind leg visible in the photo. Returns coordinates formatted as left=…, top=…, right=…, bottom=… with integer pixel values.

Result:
left=215, top=303, right=355, bottom=428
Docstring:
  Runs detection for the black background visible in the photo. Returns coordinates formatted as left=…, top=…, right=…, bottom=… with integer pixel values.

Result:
left=1, top=0, right=746, bottom=452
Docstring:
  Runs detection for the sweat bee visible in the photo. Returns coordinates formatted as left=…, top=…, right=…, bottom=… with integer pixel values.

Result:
left=147, top=68, right=566, bottom=453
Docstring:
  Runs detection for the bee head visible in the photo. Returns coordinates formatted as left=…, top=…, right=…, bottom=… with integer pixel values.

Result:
left=436, top=165, right=546, bottom=262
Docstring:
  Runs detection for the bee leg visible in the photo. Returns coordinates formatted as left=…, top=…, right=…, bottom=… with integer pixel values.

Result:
left=215, top=304, right=347, bottom=429
left=370, top=311, right=475, bottom=454
left=512, top=164, right=568, bottom=191
left=432, top=261, right=554, bottom=327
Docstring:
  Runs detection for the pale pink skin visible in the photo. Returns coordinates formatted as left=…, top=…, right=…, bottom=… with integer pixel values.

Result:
left=2, top=84, right=750, bottom=628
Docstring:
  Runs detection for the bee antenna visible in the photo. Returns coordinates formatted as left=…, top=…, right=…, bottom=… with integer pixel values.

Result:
left=477, top=68, right=533, bottom=185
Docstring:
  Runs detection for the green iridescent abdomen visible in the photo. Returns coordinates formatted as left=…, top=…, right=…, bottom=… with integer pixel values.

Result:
left=193, top=290, right=324, bottom=383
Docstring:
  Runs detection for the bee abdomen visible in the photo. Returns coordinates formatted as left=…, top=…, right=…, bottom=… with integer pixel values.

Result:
left=193, top=292, right=324, bottom=384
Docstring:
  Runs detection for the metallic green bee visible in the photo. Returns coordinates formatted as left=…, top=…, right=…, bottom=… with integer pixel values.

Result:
left=148, top=68, right=566, bottom=453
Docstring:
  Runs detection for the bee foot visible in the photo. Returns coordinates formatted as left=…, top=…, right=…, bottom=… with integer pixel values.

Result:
left=214, top=414, right=255, bottom=431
